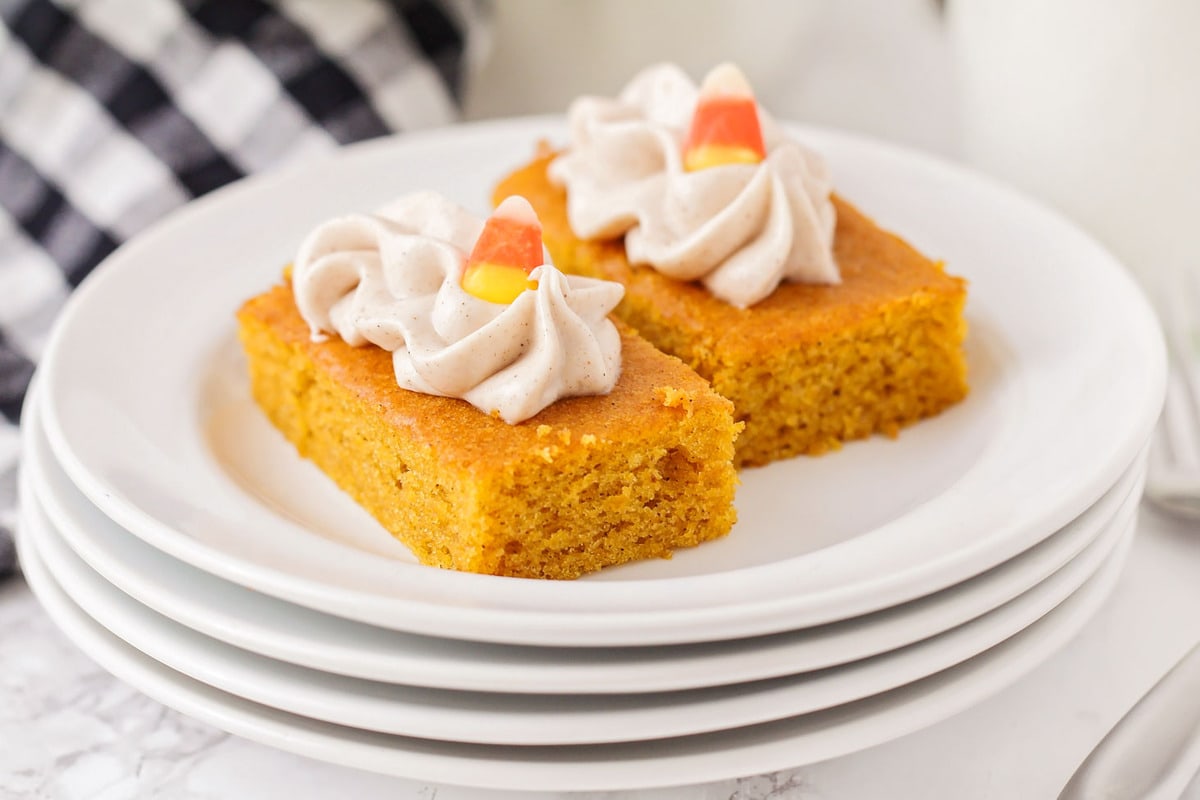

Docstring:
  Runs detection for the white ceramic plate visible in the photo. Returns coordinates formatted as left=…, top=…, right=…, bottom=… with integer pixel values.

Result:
left=25, top=385, right=1148, bottom=693
left=37, top=118, right=1165, bottom=645
left=20, top=462, right=1136, bottom=746
left=15, top=501, right=1135, bottom=792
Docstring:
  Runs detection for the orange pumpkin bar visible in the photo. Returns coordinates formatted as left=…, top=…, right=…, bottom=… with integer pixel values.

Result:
left=495, top=152, right=969, bottom=467
left=237, top=281, right=740, bottom=579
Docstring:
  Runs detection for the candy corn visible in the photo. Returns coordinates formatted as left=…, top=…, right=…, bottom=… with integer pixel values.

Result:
left=462, top=196, right=543, bottom=304
left=683, top=63, right=767, bottom=172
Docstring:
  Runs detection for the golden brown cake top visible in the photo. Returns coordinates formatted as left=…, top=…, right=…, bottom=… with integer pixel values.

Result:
left=238, top=283, right=735, bottom=474
left=495, top=152, right=967, bottom=358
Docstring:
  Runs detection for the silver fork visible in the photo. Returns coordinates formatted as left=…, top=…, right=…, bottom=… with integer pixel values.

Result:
left=1145, top=265, right=1200, bottom=519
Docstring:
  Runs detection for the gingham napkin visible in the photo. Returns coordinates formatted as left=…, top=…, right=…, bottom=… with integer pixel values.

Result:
left=0, top=0, right=488, bottom=576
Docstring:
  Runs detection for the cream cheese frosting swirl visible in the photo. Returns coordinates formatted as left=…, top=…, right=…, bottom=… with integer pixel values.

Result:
left=292, top=192, right=624, bottom=423
left=549, top=63, right=839, bottom=308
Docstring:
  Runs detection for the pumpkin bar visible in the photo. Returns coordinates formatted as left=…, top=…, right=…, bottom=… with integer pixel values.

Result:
left=236, top=281, right=740, bottom=579
left=495, top=152, right=969, bottom=467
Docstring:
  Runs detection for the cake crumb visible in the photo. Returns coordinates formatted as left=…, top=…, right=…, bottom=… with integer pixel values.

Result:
left=536, top=424, right=552, bottom=439
left=654, top=386, right=695, bottom=418
left=557, top=428, right=572, bottom=445
left=539, top=446, right=555, bottom=463
left=581, top=433, right=597, bottom=446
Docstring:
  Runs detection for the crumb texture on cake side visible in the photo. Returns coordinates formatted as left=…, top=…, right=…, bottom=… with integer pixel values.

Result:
left=494, top=153, right=969, bottom=467
left=237, top=283, right=740, bottom=579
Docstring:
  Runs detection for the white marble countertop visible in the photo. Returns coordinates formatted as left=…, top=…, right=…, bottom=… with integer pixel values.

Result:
left=0, top=507, right=1198, bottom=799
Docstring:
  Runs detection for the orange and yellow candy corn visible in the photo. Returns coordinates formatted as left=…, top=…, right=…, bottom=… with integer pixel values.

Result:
left=462, top=196, right=543, bottom=304
left=683, top=63, right=767, bottom=172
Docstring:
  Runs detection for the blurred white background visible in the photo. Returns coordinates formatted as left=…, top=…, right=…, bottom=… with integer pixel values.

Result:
left=949, top=0, right=1200, bottom=293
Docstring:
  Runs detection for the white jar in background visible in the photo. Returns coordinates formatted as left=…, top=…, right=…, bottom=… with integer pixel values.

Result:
left=947, top=0, right=1200, bottom=290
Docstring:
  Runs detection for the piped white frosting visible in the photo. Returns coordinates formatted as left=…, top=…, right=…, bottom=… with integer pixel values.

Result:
left=549, top=63, right=839, bottom=308
left=292, top=192, right=624, bottom=423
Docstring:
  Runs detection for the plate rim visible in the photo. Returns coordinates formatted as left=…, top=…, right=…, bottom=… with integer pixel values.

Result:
left=21, top=477, right=1136, bottom=745
left=14, top=488, right=1135, bottom=791
left=24, top=382, right=1148, bottom=693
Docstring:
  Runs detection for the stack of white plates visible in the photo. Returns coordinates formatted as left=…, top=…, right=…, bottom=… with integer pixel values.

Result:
left=16, top=120, right=1166, bottom=793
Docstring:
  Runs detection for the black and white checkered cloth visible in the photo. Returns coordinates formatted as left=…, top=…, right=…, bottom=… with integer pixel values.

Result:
left=0, top=0, right=489, bottom=575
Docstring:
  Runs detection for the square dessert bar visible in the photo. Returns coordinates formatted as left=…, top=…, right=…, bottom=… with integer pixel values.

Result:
left=495, top=153, right=969, bottom=467
left=237, top=283, right=741, bottom=579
